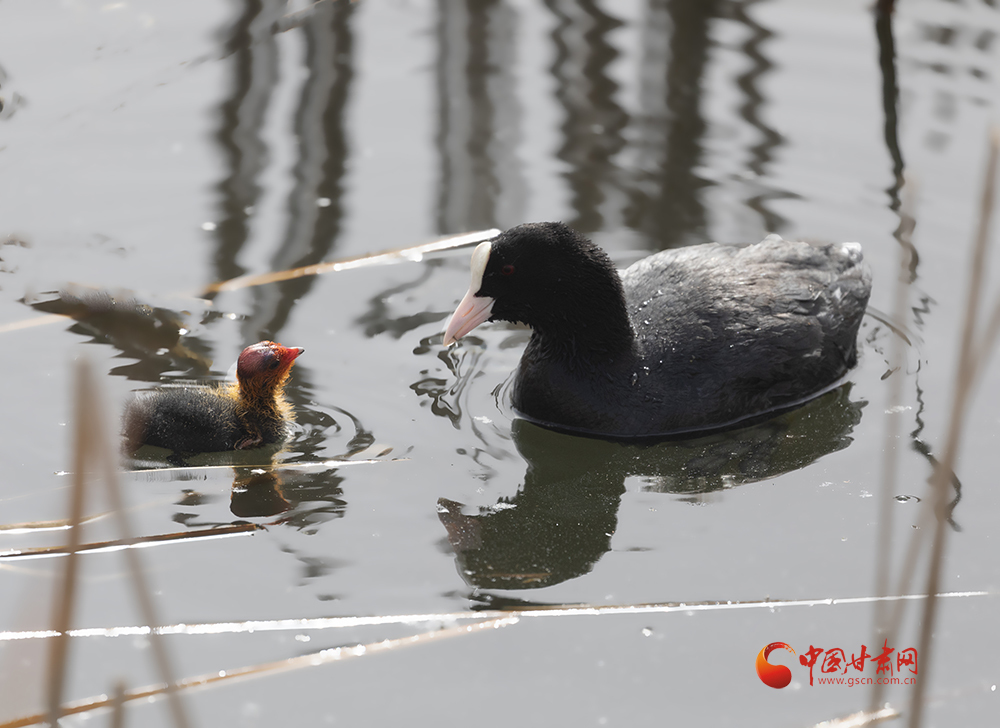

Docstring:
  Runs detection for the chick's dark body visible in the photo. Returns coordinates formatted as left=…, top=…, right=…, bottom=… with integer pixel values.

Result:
left=124, top=386, right=290, bottom=453
left=123, top=341, right=302, bottom=455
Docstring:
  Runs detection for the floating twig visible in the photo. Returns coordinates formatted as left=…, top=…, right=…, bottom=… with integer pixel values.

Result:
left=0, top=617, right=516, bottom=728
left=0, top=229, right=499, bottom=336
left=0, top=590, right=987, bottom=643
left=0, top=523, right=263, bottom=561
left=0, top=513, right=109, bottom=535
left=0, top=314, right=66, bottom=336
left=811, top=706, right=901, bottom=728
left=200, top=228, right=498, bottom=295
left=124, top=456, right=407, bottom=477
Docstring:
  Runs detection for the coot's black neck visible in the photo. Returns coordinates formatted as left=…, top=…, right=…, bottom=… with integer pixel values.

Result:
left=485, top=222, right=637, bottom=364
left=528, top=276, right=636, bottom=365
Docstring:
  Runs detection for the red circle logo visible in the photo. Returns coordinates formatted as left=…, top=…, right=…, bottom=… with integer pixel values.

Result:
left=756, top=642, right=796, bottom=688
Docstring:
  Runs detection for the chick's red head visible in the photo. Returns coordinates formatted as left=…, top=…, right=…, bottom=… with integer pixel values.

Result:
left=236, top=340, right=305, bottom=382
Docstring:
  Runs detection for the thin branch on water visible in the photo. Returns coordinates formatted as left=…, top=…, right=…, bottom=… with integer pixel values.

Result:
left=0, top=513, right=109, bottom=534
left=199, top=228, right=498, bottom=296
left=2, top=590, right=986, bottom=644
left=811, top=706, right=901, bottom=728
left=863, top=306, right=918, bottom=347
left=0, top=229, right=498, bottom=336
left=0, top=617, right=516, bottom=728
left=908, top=128, right=999, bottom=728
left=0, top=314, right=67, bottom=336
left=125, top=456, right=407, bottom=476
left=0, top=523, right=263, bottom=561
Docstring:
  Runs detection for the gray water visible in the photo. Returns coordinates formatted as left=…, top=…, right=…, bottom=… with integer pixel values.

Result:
left=1, top=0, right=999, bottom=725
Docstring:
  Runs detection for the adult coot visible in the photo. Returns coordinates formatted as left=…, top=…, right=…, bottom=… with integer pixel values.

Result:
left=123, top=340, right=304, bottom=454
left=443, top=222, right=871, bottom=437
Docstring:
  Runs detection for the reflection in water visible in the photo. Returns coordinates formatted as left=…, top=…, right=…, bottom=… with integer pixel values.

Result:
left=39, top=279, right=374, bottom=476
left=0, top=62, right=26, bottom=120
left=208, top=0, right=356, bottom=340
left=291, top=395, right=375, bottom=463
left=908, top=381, right=962, bottom=531
left=625, top=0, right=715, bottom=247
left=30, top=286, right=214, bottom=381
left=908, top=4, right=997, bottom=151
left=258, top=467, right=348, bottom=531
left=168, top=463, right=350, bottom=589
left=875, top=0, right=905, bottom=212
left=354, top=265, right=444, bottom=339
left=440, top=385, right=865, bottom=591
left=244, top=0, right=356, bottom=341
left=435, top=0, right=525, bottom=233
left=725, top=0, right=794, bottom=234
left=875, top=1, right=921, bottom=285
left=624, top=0, right=797, bottom=243
left=230, top=468, right=291, bottom=517
left=205, top=0, right=363, bottom=479
left=212, top=0, right=284, bottom=284
left=165, top=461, right=348, bottom=524
left=544, top=0, right=629, bottom=233
left=411, top=335, right=488, bottom=430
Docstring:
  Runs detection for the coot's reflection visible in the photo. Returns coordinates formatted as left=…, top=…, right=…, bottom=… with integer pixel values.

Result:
left=439, top=384, right=865, bottom=590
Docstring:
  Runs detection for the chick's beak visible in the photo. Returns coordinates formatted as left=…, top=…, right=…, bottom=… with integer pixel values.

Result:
left=278, top=346, right=305, bottom=365
left=443, top=289, right=495, bottom=346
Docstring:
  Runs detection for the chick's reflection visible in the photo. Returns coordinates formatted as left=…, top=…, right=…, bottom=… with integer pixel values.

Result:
left=440, top=385, right=865, bottom=591
left=231, top=467, right=291, bottom=518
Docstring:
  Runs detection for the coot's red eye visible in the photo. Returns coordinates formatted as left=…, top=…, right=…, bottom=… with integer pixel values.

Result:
left=501, top=264, right=515, bottom=276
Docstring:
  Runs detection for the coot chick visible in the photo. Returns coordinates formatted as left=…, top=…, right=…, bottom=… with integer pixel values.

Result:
left=443, top=222, right=871, bottom=438
left=123, top=341, right=304, bottom=454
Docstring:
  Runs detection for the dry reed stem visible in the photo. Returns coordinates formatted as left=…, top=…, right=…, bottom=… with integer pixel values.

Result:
left=869, top=180, right=916, bottom=711
left=908, top=128, right=999, bottom=728
left=40, top=359, right=193, bottom=728
left=0, top=618, right=515, bottom=728
left=109, top=681, right=125, bottom=728
left=0, top=523, right=263, bottom=561
left=811, top=706, right=900, bottom=728
left=0, top=315, right=67, bottom=336
left=2, top=590, right=985, bottom=644
left=199, top=228, right=498, bottom=295
left=85, top=372, right=193, bottom=728
left=44, top=359, right=92, bottom=725
left=0, top=229, right=498, bottom=336
left=0, top=514, right=109, bottom=534
left=126, top=456, right=407, bottom=476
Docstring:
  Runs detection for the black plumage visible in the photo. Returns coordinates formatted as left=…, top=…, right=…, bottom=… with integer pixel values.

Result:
left=444, top=222, right=871, bottom=437
left=123, top=340, right=304, bottom=454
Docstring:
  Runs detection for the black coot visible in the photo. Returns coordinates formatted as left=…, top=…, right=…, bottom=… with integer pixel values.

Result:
left=443, top=222, right=871, bottom=437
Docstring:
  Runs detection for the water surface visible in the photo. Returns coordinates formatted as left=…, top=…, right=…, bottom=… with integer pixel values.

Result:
left=1, top=0, right=999, bottom=725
